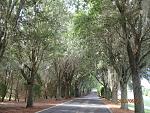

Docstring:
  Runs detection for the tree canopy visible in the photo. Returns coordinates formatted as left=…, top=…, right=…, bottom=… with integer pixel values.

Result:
left=0, top=0, right=150, bottom=113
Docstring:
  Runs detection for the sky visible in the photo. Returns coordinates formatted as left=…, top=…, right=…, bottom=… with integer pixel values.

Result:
left=141, top=78, right=150, bottom=89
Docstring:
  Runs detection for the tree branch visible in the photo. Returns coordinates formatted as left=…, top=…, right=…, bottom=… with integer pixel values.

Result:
left=139, top=50, right=150, bottom=64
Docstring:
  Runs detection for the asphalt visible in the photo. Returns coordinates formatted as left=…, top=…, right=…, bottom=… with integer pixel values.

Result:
left=36, top=92, right=112, bottom=113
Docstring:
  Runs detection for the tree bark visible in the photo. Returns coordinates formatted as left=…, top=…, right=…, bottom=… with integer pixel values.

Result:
left=132, top=68, right=144, bottom=113
left=75, top=81, right=79, bottom=97
left=127, top=42, right=145, bottom=113
left=14, top=79, right=19, bottom=102
left=56, top=79, right=61, bottom=99
left=103, top=85, right=107, bottom=98
left=65, top=82, right=69, bottom=98
left=112, top=83, right=118, bottom=103
left=9, top=74, right=13, bottom=101
left=120, top=82, right=128, bottom=109
left=105, top=86, right=111, bottom=100
left=26, top=83, right=34, bottom=108
left=44, top=90, right=48, bottom=99
left=8, top=86, right=13, bottom=101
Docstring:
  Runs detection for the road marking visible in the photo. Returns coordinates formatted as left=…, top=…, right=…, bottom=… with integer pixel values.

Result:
left=36, top=97, right=112, bottom=113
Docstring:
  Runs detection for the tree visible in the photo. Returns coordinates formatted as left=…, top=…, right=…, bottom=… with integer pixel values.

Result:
left=0, top=0, right=25, bottom=62
left=73, top=0, right=133, bottom=109
left=112, top=0, right=150, bottom=112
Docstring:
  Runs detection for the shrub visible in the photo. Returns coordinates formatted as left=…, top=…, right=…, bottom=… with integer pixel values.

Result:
left=101, top=87, right=104, bottom=97
left=33, top=84, right=42, bottom=99
left=0, top=82, right=7, bottom=101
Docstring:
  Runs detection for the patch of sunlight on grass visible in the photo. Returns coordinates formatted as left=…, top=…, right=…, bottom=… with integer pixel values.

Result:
left=128, top=103, right=150, bottom=113
left=145, top=109, right=150, bottom=113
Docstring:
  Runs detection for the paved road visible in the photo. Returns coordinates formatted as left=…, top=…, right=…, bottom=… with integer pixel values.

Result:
left=36, top=93, right=112, bottom=113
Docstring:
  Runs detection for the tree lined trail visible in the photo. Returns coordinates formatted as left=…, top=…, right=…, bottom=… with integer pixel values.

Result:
left=0, top=0, right=150, bottom=113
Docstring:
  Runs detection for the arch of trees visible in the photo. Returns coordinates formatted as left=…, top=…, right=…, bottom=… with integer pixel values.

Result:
left=0, top=0, right=150, bottom=113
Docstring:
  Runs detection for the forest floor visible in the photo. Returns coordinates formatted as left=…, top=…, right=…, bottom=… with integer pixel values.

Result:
left=0, top=98, right=72, bottom=113
left=102, top=98, right=134, bottom=113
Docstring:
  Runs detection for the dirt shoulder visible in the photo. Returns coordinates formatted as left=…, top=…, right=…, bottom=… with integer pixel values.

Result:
left=102, top=98, right=134, bottom=113
left=0, top=98, right=71, bottom=113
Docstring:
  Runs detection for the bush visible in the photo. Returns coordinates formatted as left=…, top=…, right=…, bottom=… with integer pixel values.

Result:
left=0, top=82, right=7, bottom=101
left=47, top=82, right=57, bottom=98
left=101, top=87, right=105, bottom=97
left=33, top=84, right=42, bottom=99
left=97, top=85, right=103, bottom=97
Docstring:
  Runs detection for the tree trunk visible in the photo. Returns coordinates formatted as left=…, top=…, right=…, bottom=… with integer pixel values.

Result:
left=15, top=87, right=19, bottom=102
left=120, top=82, right=128, bottom=109
left=105, top=86, right=111, bottom=100
left=70, top=84, right=74, bottom=96
left=26, top=83, right=34, bottom=108
left=56, top=80, right=61, bottom=99
left=1, top=96, right=5, bottom=102
left=112, top=83, right=118, bottom=103
left=127, top=42, right=145, bottom=113
left=8, top=87, right=13, bottom=101
left=75, top=81, right=79, bottom=97
left=44, top=90, right=48, bottom=99
left=103, top=85, right=107, bottom=98
left=25, top=87, right=27, bottom=102
left=56, top=86, right=60, bottom=99
left=132, top=69, right=144, bottom=113
left=65, top=82, right=69, bottom=98
left=68, top=82, right=71, bottom=97
left=82, top=87, right=85, bottom=95
left=9, top=74, right=14, bottom=101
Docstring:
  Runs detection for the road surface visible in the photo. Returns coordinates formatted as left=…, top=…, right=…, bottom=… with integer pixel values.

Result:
left=36, top=92, right=112, bottom=113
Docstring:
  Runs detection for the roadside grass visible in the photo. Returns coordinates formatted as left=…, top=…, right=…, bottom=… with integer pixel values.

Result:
left=128, top=102, right=150, bottom=113
left=145, top=109, right=150, bottom=113
left=144, top=96, right=150, bottom=107
left=128, top=95, right=150, bottom=111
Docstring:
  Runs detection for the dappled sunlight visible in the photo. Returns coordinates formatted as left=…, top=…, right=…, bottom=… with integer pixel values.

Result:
left=105, top=104, right=119, bottom=109
left=60, top=103, right=108, bottom=108
left=76, top=97, right=101, bottom=100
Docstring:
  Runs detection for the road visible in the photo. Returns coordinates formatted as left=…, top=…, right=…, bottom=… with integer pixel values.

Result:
left=36, top=92, right=112, bottom=113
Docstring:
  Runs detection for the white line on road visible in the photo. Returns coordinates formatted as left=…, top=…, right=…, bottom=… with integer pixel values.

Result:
left=35, top=99, right=74, bottom=113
